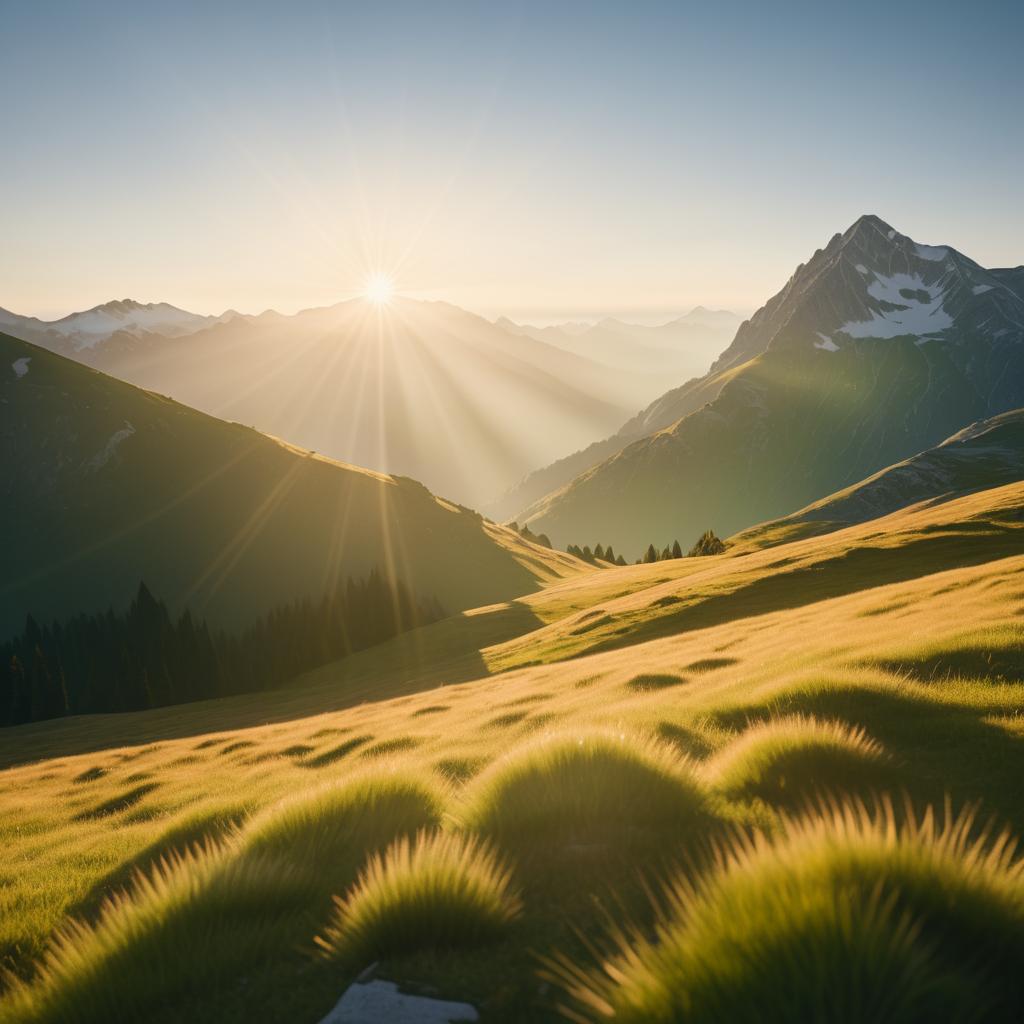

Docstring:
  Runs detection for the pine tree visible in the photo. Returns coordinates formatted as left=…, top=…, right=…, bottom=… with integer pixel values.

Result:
left=672, top=539, right=683, bottom=559
left=616, top=554, right=627, bottom=566
left=688, top=530, right=726, bottom=557
left=643, top=544, right=658, bottom=564
left=594, top=543, right=606, bottom=561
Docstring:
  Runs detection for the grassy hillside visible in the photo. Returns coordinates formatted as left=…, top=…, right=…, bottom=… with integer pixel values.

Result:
left=733, top=408, right=1024, bottom=549
left=0, top=332, right=584, bottom=639
left=1, top=481, right=1023, bottom=1021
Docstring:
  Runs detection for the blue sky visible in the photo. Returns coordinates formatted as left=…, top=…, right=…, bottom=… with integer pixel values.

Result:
left=3, top=0, right=1022, bottom=321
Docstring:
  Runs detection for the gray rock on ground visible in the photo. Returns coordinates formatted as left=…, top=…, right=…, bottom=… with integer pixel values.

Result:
left=318, top=979, right=479, bottom=1023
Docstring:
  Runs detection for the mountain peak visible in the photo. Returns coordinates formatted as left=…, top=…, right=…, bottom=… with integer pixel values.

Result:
left=846, top=213, right=897, bottom=238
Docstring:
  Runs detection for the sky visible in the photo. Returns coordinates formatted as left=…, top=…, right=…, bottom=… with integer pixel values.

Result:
left=3, top=0, right=1023, bottom=323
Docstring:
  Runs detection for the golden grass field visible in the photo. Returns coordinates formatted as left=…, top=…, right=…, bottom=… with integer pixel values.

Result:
left=2, top=482, right=1023, bottom=1022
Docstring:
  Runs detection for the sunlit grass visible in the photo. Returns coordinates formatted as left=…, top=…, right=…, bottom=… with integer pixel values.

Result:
left=459, top=730, right=713, bottom=849
left=703, top=714, right=890, bottom=806
left=1, top=771, right=442, bottom=1023
left=237, top=770, right=445, bottom=888
left=550, top=800, right=1024, bottom=1023
left=315, top=830, right=521, bottom=965
left=0, top=485, right=1023, bottom=1021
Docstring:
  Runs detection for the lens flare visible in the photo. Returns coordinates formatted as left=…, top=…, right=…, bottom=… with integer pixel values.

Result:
left=364, top=273, right=395, bottom=305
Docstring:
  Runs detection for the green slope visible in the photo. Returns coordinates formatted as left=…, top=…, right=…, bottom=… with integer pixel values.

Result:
left=734, top=408, right=1024, bottom=549
left=0, top=332, right=583, bottom=639
left=2, top=480, right=1024, bottom=1022
left=521, top=216, right=1024, bottom=555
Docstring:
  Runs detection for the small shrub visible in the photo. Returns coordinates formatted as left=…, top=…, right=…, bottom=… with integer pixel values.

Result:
left=315, top=831, right=521, bottom=964
left=703, top=715, right=889, bottom=806
left=627, top=673, right=687, bottom=692
left=550, top=801, right=1024, bottom=1022
left=459, top=730, right=710, bottom=848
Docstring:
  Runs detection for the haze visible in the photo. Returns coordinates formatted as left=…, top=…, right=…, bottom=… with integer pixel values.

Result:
left=3, top=0, right=1022, bottom=322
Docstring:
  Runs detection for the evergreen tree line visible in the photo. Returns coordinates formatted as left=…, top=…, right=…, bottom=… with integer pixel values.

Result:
left=565, top=543, right=628, bottom=566
left=0, top=571, right=444, bottom=727
left=507, top=521, right=553, bottom=549
left=567, top=529, right=727, bottom=566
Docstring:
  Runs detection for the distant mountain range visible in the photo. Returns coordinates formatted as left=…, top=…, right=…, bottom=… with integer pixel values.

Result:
left=0, top=331, right=581, bottom=640
left=0, top=298, right=736, bottom=511
left=0, top=299, right=240, bottom=358
left=519, top=215, right=1024, bottom=552
left=495, top=307, right=739, bottom=377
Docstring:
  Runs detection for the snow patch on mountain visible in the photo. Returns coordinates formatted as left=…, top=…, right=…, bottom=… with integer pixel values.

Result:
left=30, top=300, right=225, bottom=352
left=915, top=243, right=948, bottom=262
left=87, top=421, right=136, bottom=471
left=12, top=356, right=30, bottom=379
left=814, top=333, right=839, bottom=352
left=839, top=271, right=954, bottom=340
left=973, top=284, right=994, bottom=295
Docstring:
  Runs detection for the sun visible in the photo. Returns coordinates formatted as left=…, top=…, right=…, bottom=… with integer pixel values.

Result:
left=364, top=273, right=395, bottom=305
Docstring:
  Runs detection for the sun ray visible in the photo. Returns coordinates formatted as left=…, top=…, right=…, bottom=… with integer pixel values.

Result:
left=364, top=273, right=395, bottom=305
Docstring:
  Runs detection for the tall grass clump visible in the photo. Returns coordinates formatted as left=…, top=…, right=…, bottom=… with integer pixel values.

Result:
left=703, top=715, right=889, bottom=806
left=0, top=843, right=305, bottom=1024
left=460, top=730, right=711, bottom=849
left=238, top=770, right=445, bottom=889
left=550, top=800, right=1024, bottom=1022
left=0, top=771, right=444, bottom=1024
left=315, top=830, right=521, bottom=965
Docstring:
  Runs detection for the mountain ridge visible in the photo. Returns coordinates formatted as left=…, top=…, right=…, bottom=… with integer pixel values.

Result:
left=519, top=215, right=1024, bottom=553
left=1, top=330, right=584, bottom=640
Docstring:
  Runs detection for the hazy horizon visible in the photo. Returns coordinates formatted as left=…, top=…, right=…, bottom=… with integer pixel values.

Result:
left=4, top=1, right=1022, bottom=322
left=4, top=292, right=751, bottom=328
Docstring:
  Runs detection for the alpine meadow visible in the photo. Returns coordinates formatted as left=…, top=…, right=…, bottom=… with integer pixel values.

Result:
left=3, top=3, right=1024, bottom=1023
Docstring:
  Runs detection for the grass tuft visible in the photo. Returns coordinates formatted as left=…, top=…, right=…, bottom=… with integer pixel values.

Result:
left=703, top=715, right=889, bottom=806
left=315, top=830, right=521, bottom=965
left=238, top=771, right=444, bottom=887
left=459, top=730, right=711, bottom=849
left=550, top=800, right=1024, bottom=1022
left=2, top=772, right=443, bottom=1023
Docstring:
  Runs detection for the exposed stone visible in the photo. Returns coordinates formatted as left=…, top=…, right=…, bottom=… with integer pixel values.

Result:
left=318, top=980, right=479, bottom=1024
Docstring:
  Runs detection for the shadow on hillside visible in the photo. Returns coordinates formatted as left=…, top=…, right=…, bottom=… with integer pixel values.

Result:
left=871, top=645, right=1024, bottom=685
left=0, top=600, right=543, bottom=770
left=66, top=801, right=251, bottom=925
left=710, top=684, right=1024, bottom=835
left=579, top=524, right=1024, bottom=662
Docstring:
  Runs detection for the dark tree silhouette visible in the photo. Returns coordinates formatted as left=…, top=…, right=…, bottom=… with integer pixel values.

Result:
left=0, top=572, right=443, bottom=726
left=689, top=530, right=727, bottom=556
